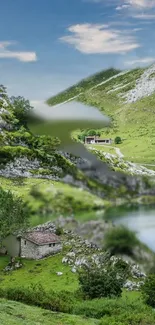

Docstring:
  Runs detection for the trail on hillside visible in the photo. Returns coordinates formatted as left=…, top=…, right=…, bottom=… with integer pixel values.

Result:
left=95, top=144, right=124, bottom=159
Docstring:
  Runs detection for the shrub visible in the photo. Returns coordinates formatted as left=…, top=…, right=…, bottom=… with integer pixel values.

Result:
left=114, top=136, right=122, bottom=144
left=104, top=226, right=139, bottom=256
left=55, top=227, right=64, bottom=236
left=78, top=264, right=124, bottom=299
left=0, top=284, right=74, bottom=313
left=141, top=274, right=155, bottom=307
left=74, top=294, right=152, bottom=320
left=99, top=312, right=155, bottom=325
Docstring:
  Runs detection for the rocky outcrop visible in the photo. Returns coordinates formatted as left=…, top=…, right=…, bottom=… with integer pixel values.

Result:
left=90, top=148, right=155, bottom=177
left=122, top=64, right=155, bottom=103
left=0, top=157, right=61, bottom=180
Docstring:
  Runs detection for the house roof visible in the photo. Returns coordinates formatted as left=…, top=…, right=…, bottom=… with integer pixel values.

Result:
left=22, top=231, right=60, bottom=245
left=85, top=135, right=97, bottom=138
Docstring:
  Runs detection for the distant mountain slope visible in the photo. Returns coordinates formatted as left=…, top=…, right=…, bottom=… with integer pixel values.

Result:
left=47, top=68, right=121, bottom=106
left=47, top=64, right=155, bottom=164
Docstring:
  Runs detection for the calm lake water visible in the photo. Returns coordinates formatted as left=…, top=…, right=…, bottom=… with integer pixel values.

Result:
left=104, top=205, right=155, bottom=251
left=30, top=205, right=155, bottom=251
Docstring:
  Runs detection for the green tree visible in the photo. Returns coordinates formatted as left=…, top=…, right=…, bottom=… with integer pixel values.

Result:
left=114, top=136, right=122, bottom=144
left=10, top=96, right=33, bottom=128
left=141, top=274, right=155, bottom=307
left=104, top=226, right=139, bottom=256
left=0, top=187, right=30, bottom=240
left=78, top=129, right=101, bottom=143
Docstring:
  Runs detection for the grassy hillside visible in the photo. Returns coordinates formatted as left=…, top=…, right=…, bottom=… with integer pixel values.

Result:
left=0, top=176, right=109, bottom=222
left=47, top=65, right=155, bottom=164
left=0, top=299, right=98, bottom=325
left=47, top=68, right=121, bottom=106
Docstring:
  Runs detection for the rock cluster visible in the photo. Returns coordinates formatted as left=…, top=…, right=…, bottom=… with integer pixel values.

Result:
left=0, top=157, right=61, bottom=180
left=90, top=148, right=155, bottom=177
left=122, top=64, right=155, bottom=103
left=31, top=221, right=56, bottom=233
left=61, top=231, right=146, bottom=291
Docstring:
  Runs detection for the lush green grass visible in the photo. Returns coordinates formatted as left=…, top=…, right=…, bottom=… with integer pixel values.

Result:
left=0, top=253, right=155, bottom=325
left=87, top=144, right=116, bottom=155
left=1, top=292, right=155, bottom=325
left=47, top=68, right=120, bottom=106
left=0, top=254, right=78, bottom=292
left=0, top=299, right=98, bottom=325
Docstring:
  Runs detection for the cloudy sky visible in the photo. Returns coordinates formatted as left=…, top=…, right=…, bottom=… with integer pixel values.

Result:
left=0, top=0, right=155, bottom=104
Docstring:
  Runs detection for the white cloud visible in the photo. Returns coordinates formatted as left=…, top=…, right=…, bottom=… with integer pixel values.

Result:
left=132, top=13, right=155, bottom=18
left=115, top=0, right=155, bottom=12
left=59, top=23, right=140, bottom=54
left=116, top=4, right=130, bottom=10
left=128, top=0, right=155, bottom=9
left=0, top=41, right=37, bottom=62
left=125, top=57, right=155, bottom=65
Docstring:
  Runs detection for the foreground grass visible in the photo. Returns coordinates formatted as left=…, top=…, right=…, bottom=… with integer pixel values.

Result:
left=0, top=253, right=155, bottom=325
left=0, top=299, right=98, bottom=325
left=1, top=289, right=155, bottom=325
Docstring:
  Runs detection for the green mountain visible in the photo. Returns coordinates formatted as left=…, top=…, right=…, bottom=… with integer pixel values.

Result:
left=48, top=64, right=155, bottom=165
left=1, top=77, right=155, bottom=218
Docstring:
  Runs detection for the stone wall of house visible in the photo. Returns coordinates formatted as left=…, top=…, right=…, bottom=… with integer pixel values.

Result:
left=21, top=238, right=40, bottom=259
left=38, top=242, right=62, bottom=258
left=21, top=238, right=62, bottom=259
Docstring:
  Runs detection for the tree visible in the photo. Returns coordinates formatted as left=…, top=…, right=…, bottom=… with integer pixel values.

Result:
left=78, top=129, right=101, bottom=143
left=104, top=226, right=139, bottom=256
left=10, top=96, right=33, bottom=128
left=114, top=136, right=122, bottom=144
left=0, top=187, right=30, bottom=240
left=141, top=274, right=155, bottom=307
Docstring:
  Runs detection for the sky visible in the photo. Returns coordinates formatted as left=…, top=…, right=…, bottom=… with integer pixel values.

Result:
left=0, top=0, right=155, bottom=106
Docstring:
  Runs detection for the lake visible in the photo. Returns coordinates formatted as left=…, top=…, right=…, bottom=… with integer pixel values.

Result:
left=104, top=205, right=155, bottom=251
left=30, top=205, right=155, bottom=252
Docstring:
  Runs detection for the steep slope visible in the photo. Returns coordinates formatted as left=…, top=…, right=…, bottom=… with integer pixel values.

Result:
left=47, top=68, right=121, bottom=106
left=48, top=64, right=155, bottom=164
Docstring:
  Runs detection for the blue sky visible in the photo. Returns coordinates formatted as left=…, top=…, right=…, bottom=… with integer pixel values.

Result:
left=0, top=0, right=155, bottom=105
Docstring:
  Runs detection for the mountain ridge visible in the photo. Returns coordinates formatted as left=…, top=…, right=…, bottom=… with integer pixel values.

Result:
left=47, top=64, right=155, bottom=165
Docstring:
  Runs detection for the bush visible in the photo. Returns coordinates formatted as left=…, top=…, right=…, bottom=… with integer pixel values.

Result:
left=0, top=284, right=74, bottom=313
left=114, top=136, right=122, bottom=144
left=74, top=294, right=153, bottom=320
left=99, top=312, right=155, bottom=325
left=104, top=226, right=139, bottom=256
left=78, top=264, right=124, bottom=299
left=55, top=227, right=64, bottom=236
left=141, top=274, right=155, bottom=307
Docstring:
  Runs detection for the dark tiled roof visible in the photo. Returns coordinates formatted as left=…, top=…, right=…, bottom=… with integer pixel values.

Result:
left=22, top=231, right=60, bottom=245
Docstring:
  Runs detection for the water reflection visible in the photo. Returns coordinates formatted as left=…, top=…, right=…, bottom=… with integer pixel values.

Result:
left=105, top=205, right=155, bottom=251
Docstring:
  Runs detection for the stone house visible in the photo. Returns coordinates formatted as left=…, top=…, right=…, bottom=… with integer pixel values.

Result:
left=85, top=135, right=112, bottom=145
left=1, top=231, right=62, bottom=260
